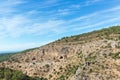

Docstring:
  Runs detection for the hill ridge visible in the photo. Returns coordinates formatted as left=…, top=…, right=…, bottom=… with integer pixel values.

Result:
left=0, top=26, right=120, bottom=80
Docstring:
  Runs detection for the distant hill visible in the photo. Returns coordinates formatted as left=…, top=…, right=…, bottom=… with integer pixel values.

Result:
left=0, top=26, right=120, bottom=80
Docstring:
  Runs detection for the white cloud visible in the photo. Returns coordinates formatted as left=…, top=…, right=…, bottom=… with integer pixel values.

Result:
left=0, top=0, right=120, bottom=51
left=0, top=15, right=66, bottom=38
left=0, top=41, right=50, bottom=51
left=70, top=4, right=81, bottom=9
left=0, top=0, right=68, bottom=39
left=57, top=8, right=70, bottom=16
left=27, top=20, right=65, bottom=35
left=73, top=17, right=120, bottom=31
left=67, top=5, right=120, bottom=24
left=45, top=0, right=58, bottom=4
left=56, top=5, right=120, bottom=33
left=0, top=0, right=25, bottom=15
left=0, top=5, right=120, bottom=38
left=0, top=15, right=30, bottom=38
left=85, top=0, right=101, bottom=6
left=56, top=0, right=101, bottom=16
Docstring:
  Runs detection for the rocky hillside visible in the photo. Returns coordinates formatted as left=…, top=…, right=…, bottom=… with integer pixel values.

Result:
left=0, top=26, right=120, bottom=80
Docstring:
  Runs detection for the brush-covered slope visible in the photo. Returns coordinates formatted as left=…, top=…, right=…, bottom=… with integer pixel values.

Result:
left=0, top=67, right=47, bottom=80
left=0, top=26, right=120, bottom=80
left=0, top=53, right=17, bottom=62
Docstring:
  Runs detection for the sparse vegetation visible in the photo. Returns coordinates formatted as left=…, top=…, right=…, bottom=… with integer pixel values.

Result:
left=77, top=52, right=83, bottom=59
left=57, top=65, right=79, bottom=80
left=20, top=47, right=38, bottom=53
left=109, top=52, right=120, bottom=59
left=0, top=67, right=47, bottom=80
left=45, top=64, right=50, bottom=68
left=85, top=53, right=96, bottom=62
left=56, top=26, right=120, bottom=44
left=0, top=53, right=16, bottom=62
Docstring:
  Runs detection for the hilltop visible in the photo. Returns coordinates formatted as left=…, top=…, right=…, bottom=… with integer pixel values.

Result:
left=0, top=26, right=120, bottom=80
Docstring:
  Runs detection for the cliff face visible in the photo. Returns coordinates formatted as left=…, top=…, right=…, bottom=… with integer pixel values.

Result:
left=0, top=26, right=120, bottom=80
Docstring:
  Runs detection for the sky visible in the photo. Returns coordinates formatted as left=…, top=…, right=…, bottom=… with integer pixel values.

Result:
left=0, top=0, right=120, bottom=52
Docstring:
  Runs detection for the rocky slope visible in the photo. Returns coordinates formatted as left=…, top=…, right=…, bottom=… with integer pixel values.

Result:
left=0, top=26, right=120, bottom=80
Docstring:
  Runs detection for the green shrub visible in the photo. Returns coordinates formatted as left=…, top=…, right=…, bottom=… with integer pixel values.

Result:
left=77, top=53, right=83, bottom=59
left=109, top=52, right=120, bottom=59
left=56, top=75, right=65, bottom=80
left=56, top=65, right=79, bottom=80
left=0, top=67, right=47, bottom=80
left=0, top=53, right=16, bottom=62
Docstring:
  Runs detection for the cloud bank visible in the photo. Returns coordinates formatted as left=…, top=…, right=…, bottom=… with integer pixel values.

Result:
left=0, top=0, right=120, bottom=51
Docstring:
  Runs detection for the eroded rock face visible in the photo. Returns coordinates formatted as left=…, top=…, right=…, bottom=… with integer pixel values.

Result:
left=0, top=26, right=120, bottom=80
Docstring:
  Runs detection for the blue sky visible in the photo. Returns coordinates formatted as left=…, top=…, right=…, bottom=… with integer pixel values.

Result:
left=0, top=0, right=120, bottom=52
